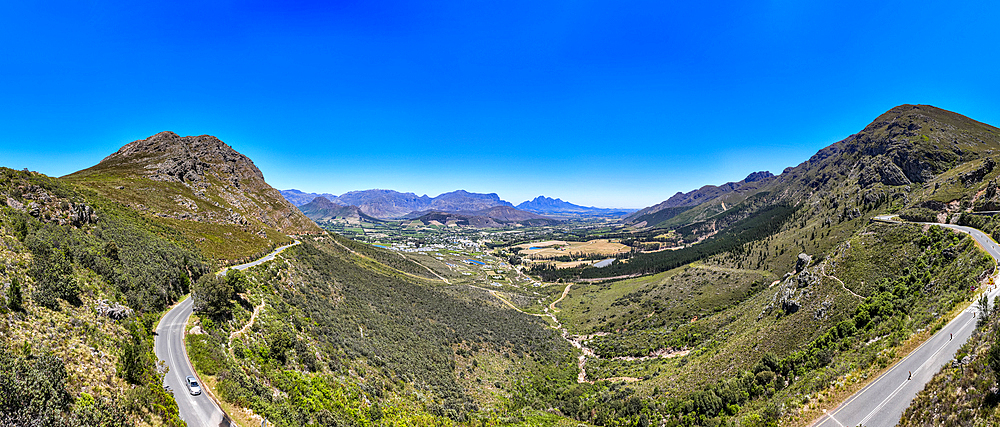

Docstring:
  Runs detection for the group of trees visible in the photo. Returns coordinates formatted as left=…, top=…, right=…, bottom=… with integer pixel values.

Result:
left=192, top=269, right=249, bottom=318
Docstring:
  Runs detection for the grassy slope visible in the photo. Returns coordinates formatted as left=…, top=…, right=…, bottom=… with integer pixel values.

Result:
left=62, top=171, right=293, bottom=263
left=61, top=142, right=313, bottom=263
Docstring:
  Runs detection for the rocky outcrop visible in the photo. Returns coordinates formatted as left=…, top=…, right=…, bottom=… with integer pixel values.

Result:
left=960, top=158, right=996, bottom=187
left=759, top=266, right=820, bottom=319
left=858, top=156, right=910, bottom=187
left=975, top=179, right=1000, bottom=211
left=795, top=253, right=812, bottom=273
left=5, top=183, right=98, bottom=227
left=70, top=204, right=97, bottom=226
left=95, top=299, right=133, bottom=320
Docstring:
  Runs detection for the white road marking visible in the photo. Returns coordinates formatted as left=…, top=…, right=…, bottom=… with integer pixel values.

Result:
left=859, top=317, right=973, bottom=425
left=822, top=409, right=846, bottom=427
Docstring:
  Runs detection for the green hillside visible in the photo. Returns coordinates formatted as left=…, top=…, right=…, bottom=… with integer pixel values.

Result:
left=1, top=167, right=207, bottom=426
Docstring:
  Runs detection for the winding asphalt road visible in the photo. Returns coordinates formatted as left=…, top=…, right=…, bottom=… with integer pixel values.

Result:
left=813, top=216, right=1000, bottom=427
left=154, top=240, right=300, bottom=427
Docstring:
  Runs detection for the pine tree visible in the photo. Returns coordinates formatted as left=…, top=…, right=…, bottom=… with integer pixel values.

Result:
left=7, top=276, right=22, bottom=312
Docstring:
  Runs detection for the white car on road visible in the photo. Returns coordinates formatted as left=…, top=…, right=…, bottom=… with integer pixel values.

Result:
left=185, top=375, right=202, bottom=395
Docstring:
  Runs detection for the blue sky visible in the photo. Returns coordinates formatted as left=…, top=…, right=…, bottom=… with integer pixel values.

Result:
left=1, top=1, right=998, bottom=208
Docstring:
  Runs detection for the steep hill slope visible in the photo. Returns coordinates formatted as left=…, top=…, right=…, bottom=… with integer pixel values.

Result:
left=182, top=235, right=581, bottom=426
left=626, top=171, right=775, bottom=227
left=2, top=151, right=580, bottom=426
left=1, top=167, right=209, bottom=426
left=532, top=105, right=1000, bottom=426
left=63, top=132, right=321, bottom=261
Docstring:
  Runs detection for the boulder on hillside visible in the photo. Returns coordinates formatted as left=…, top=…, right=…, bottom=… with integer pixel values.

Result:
left=95, top=299, right=133, bottom=320
left=796, top=253, right=812, bottom=273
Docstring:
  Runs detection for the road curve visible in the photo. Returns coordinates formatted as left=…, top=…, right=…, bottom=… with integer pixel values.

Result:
left=223, top=240, right=302, bottom=274
left=813, top=217, right=1000, bottom=427
left=155, top=239, right=301, bottom=427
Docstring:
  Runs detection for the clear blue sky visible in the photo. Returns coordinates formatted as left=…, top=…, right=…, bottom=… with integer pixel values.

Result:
left=1, top=1, right=998, bottom=208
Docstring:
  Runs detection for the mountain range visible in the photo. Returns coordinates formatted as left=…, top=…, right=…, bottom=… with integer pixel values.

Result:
left=280, top=188, right=513, bottom=219
left=282, top=189, right=634, bottom=220
left=297, top=196, right=383, bottom=223
left=625, top=170, right=775, bottom=227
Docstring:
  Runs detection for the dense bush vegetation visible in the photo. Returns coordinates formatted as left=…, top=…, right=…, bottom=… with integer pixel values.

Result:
left=0, top=346, right=130, bottom=427
left=179, top=238, right=584, bottom=425
left=192, top=269, right=249, bottom=318
left=7, top=207, right=206, bottom=313
left=898, top=207, right=940, bottom=222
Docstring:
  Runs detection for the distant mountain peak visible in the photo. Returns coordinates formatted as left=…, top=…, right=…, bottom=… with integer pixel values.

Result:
left=515, top=195, right=635, bottom=218
left=744, top=171, right=774, bottom=183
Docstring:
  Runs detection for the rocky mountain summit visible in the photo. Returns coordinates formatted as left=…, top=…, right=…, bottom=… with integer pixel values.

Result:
left=64, top=132, right=320, bottom=259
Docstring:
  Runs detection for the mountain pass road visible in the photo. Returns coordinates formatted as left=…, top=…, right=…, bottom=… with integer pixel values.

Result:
left=155, top=240, right=300, bottom=427
left=813, top=217, right=1000, bottom=427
